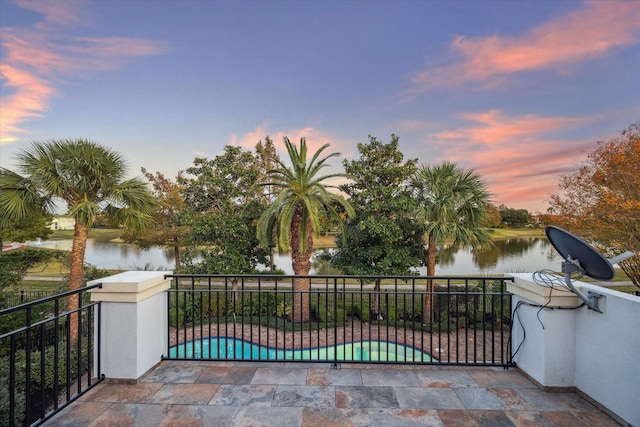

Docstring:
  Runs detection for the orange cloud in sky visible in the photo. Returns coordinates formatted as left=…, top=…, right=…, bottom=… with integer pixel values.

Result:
left=0, top=64, right=54, bottom=143
left=431, top=110, right=592, bottom=148
left=232, top=125, right=352, bottom=160
left=0, top=1, right=167, bottom=145
left=230, top=125, right=353, bottom=189
left=407, top=1, right=640, bottom=93
left=425, top=111, right=596, bottom=211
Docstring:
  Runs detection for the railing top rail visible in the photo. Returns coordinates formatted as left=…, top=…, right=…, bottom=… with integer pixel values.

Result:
left=0, top=300, right=101, bottom=340
left=164, top=273, right=513, bottom=281
left=0, top=282, right=102, bottom=316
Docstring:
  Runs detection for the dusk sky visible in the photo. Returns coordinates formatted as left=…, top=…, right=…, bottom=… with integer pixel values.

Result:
left=1, top=0, right=639, bottom=213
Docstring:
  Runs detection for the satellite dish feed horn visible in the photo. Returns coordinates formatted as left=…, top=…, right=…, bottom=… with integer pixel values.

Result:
left=545, top=226, right=635, bottom=313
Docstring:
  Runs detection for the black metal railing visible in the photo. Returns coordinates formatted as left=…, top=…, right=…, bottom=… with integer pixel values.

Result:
left=0, top=288, right=65, bottom=309
left=0, top=284, right=103, bottom=427
left=164, top=274, right=514, bottom=367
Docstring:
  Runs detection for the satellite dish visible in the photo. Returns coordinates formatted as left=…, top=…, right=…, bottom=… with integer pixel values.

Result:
left=545, top=226, right=635, bottom=312
left=546, top=226, right=614, bottom=280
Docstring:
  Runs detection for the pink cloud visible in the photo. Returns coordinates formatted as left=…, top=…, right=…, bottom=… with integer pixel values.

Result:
left=230, top=125, right=354, bottom=188
left=15, top=0, right=89, bottom=27
left=0, top=2, right=167, bottom=145
left=431, top=110, right=592, bottom=147
left=407, top=1, right=640, bottom=93
left=424, top=111, right=597, bottom=211
left=0, top=64, right=54, bottom=144
left=232, top=126, right=353, bottom=160
left=230, top=124, right=271, bottom=151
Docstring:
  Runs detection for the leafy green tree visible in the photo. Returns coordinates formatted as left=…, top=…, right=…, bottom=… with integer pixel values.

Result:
left=255, top=136, right=278, bottom=202
left=409, top=161, right=491, bottom=322
left=0, top=168, right=53, bottom=251
left=482, top=203, right=502, bottom=228
left=0, top=211, right=52, bottom=252
left=0, top=139, right=156, bottom=338
left=550, top=122, right=640, bottom=288
left=0, top=249, right=66, bottom=291
left=178, top=146, right=270, bottom=279
left=257, top=137, right=354, bottom=322
left=498, top=204, right=531, bottom=227
left=255, top=136, right=280, bottom=269
left=122, top=168, right=188, bottom=269
left=329, top=135, right=425, bottom=319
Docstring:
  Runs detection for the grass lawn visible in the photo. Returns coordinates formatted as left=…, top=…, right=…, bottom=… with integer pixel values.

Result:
left=317, top=228, right=547, bottom=246
left=48, top=228, right=123, bottom=241
left=314, top=234, right=337, bottom=248
left=608, top=284, right=639, bottom=294
left=24, top=259, right=70, bottom=277
left=10, top=280, right=66, bottom=291
left=488, top=228, right=545, bottom=240
left=579, top=268, right=631, bottom=282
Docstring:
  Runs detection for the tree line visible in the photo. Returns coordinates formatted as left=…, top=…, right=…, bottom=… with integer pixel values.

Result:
left=1, top=122, right=638, bottom=322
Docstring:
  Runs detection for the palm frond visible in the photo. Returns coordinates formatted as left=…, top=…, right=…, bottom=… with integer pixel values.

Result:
left=256, top=137, right=353, bottom=256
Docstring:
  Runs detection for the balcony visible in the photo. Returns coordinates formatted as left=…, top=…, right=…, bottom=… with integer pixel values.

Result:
left=1, top=272, right=637, bottom=426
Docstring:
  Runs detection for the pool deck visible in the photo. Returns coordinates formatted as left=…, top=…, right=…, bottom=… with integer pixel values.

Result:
left=44, top=360, right=621, bottom=426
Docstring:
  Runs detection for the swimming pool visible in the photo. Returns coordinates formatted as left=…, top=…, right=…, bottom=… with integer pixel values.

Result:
left=169, top=337, right=434, bottom=362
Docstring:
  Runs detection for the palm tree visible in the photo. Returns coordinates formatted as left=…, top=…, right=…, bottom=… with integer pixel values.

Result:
left=409, top=161, right=492, bottom=323
left=257, top=137, right=354, bottom=322
left=0, top=139, right=156, bottom=338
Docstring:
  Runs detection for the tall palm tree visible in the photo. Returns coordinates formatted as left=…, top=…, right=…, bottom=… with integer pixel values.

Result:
left=257, top=137, right=354, bottom=322
left=0, top=139, right=156, bottom=338
left=409, top=161, right=492, bottom=322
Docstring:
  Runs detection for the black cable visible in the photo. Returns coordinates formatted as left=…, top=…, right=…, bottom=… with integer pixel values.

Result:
left=509, top=271, right=586, bottom=360
left=510, top=301, right=526, bottom=359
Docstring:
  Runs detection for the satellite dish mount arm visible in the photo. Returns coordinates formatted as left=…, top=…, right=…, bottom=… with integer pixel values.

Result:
left=562, top=257, right=602, bottom=313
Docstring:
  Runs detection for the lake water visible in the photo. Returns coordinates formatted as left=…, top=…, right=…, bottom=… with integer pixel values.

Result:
left=30, top=236, right=561, bottom=275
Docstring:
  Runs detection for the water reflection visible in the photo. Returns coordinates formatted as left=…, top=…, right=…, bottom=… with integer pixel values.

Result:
left=311, top=249, right=342, bottom=275
left=31, top=238, right=175, bottom=270
left=435, top=246, right=458, bottom=268
left=30, top=237, right=558, bottom=275
left=471, top=238, right=549, bottom=270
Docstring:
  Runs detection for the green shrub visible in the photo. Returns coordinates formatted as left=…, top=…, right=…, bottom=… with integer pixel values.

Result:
left=169, top=307, right=185, bottom=328
left=0, top=341, right=83, bottom=426
left=386, top=305, right=397, bottom=321
left=315, top=301, right=346, bottom=323
left=241, top=292, right=291, bottom=317
left=352, top=303, right=370, bottom=322
left=0, top=249, right=68, bottom=290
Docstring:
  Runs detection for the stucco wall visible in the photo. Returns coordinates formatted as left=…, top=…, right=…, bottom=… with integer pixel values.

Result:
left=574, top=282, right=639, bottom=427
left=89, top=271, right=171, bottom=380
left=509, top=273, right=640, bottom=426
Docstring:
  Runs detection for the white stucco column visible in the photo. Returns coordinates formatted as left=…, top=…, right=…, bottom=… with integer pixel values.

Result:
left=89, top=271, right=171, bottom=381
left=507, top=273, right=580, bottom=389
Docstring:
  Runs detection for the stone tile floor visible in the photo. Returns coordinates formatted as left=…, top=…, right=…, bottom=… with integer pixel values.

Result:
left=44, top=361, right=620, bottom=426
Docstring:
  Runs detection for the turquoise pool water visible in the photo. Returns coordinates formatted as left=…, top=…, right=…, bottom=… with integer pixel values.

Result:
left=169, top=337, right=434, bottom=362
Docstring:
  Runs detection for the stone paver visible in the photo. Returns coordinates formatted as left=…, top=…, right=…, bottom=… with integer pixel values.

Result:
left=44, top=362, right=620, bottom=427
left=195, top=366, right=256, bottom=384
left=209, top=384, right=276, bottom=406
left=360, top=368, right=421, bottom=387
left=272, top=385, right=335, bottom=408
left=335, top=385, right=400, bottom=408
left=251, top=367, right=308, bottom=385
left=414, top=369, right=477, bottom=388
left=146, top=383, right=218, bottom=405
left=395, top=387, right=466, bottom=410
left=307, top=367, right=363, bottom=386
